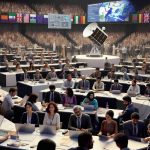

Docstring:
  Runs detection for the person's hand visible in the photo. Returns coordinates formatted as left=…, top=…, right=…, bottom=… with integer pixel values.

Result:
left=143, top=137, right=150, bottom=143
left=76, top=128, right=80, bottom=131
left=80, top=128, right=88, bottom=132
left=97, top=132, right=101, bottom=136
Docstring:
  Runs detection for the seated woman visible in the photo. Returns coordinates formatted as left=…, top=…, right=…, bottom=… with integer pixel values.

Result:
left=92, top=77, right=104, bottom=91
left=28, top=62, right=35, bottom=71
left=21, top=102, right=39, bottom=125
left=27, top=93, right=39, bottom=111
left=98, top=110, right=118, bottom=139
left=81, top=91, right=98, bottom=110
left=33, top=69, right=43, bottom=81
left=43, top=102, right=60, bottom=130
left=46, top=67, right=57, bottom=80
left=62, top=88, right=77, bottom=107
left=15, top=63, right=22, bottom=72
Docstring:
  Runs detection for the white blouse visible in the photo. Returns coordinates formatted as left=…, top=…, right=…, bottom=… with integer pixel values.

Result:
left=43, top=113, right=60, bottom=129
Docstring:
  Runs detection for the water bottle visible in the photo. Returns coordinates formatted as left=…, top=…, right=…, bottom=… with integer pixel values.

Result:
left=106, top=102, right=109, bottom=109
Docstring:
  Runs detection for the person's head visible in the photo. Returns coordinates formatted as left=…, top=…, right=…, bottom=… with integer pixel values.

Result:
left=46, top=102, right=58, bottom=114
left=78, top=132, right=93, bottom=149
left=95, top=68, right=99, bottom=72
left=105, top=110, right=114, bottom=121
left=81, top=75, right=86, bottom=80
left=67, top=74, right=72, bottom=81
left=146, top=83, right=150, bottom=89
left=51, top=67, right=55, bottom=72
left=27, top=93, right=38, bottom=104
left=36, top=69, right=40, bottom=74
left=114, top=133, right=128, bottom=149
left=97, top=77, right=101, bottom=82
left=132, top=79, right=137, bottom=86
left=25, top=102, right=33, bottom=113
left=86, top=91, right=94, bottom=101
left=114, top=79, right=118, bottom=84
left=122, top=96, right=131, bottom=106
left=66, top=88, right=74, bottom=97
left=49, top=85, right=56, bottom=92
left=105, top=57, right=107, bottom=60
left=73, top=105, right=82, bottom=117
left=37, top=139, right=56, bottom=150
left=16, top=63, right=20, bottom=68
left=9, top=88, right=17, bottom=97
left=73, top=68, right=77, bottom=72
left=131, top=112, right=139, bottom=124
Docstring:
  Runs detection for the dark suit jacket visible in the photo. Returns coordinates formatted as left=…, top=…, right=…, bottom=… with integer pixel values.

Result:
left=110, top=83, right=122, bottom=91
left=78, top=80, right=90, bottom=90
left=68, top=113, right=92, bottom=131
left=21, top=112, right=39, bottom=125
left=71, top=71, right=81, bottom=78
left=123, top=120, right=146, bottom=141
left=44, top=91, right=62, bottom=103
left=119, top=104, right=138, bottom=122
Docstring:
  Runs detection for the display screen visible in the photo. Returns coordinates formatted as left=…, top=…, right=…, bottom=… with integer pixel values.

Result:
left=88, top=0, right=135, bottom=22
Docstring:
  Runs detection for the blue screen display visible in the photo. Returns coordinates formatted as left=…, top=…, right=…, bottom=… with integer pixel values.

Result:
left=88, top=0, right=135, bottom=22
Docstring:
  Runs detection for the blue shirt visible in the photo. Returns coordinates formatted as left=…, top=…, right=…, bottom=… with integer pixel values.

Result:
left=82, top=98, right=98, bottom=110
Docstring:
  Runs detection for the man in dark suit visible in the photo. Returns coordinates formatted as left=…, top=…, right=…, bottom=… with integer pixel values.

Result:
left=78, top=75, right=90, bottom=90
left=68, top=105, right=92, bottom=132
left=123, top=112, right=146, bottom=142
left=44, top=85, right=62, bottom=103
left=69, top=132, right=93, bottom=150
left=110, top=79, right=122, bottom=92
left=118, top=96, right=138, bottom=122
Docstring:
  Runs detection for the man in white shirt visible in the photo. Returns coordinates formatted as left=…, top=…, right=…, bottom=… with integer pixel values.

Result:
left=62, top=74, right=75, bottom=90
left=127, top=79, right=140, bottom=96
left=2, top=88, right=17, bottom=120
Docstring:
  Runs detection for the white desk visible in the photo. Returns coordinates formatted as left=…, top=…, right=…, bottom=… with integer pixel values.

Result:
left=0, top=130, right=147, bottom=150
left=0, top=67, right=94, bottom=87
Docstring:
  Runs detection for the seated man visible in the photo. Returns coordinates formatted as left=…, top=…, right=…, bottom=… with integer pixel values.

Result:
left=92, top=77, right=104, bottom=91
left=72, top=56, right=78, bottom=62
left=90, top=68, right=101, bottom=78
left=33, top=69, right=43, bottom=81
left=44, top=85, right=62, bottom=104
left=71, top=68, right=81, bottom=78
left=46, top=67, right=57, bottom=80
left=107, top=71, right=116, bottom=80
left=2, top=88, right=17, bottom=120
left=110, top=79, right=122, bottom=92
left=68, top=105, right=92, bottom=132
left=123, top=112, right=146, bottom=142
left=133, top=72, right=142, bottom=82
left=119, top=96, right=138, bottom=122
left=69, top=132, right=93, bottom=150
left=114, top=133, right=129, bottom=150
left=62, top=74, right=75, bottom=90
left=78, top=75, right=90, bottom=90
left=127, top=79, right=140, bottom=96
left=104, top=57, right=111, bottom=71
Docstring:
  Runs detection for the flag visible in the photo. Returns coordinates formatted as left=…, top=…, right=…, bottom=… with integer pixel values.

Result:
left=8, top=12, right=16, bottom=22
left=80, top=16, right=86, bottom=24
left=138, top=14, right=143, bottom=23
left=30, top=14, right=36, bottom=23
left=23, top=13, right=29, bottom=23
left=132, top=14, right=138, bottom=23
left=74, top=16, right=79, bottom=24
left=16, top=13, right=23, bottom=23
left=0, top=13, right=8, bottom=22
left=36, top=15, right=43, bottom=24
left=43, top=15, right=48, bottom=24
left=143, top=13, right=150, bottom=23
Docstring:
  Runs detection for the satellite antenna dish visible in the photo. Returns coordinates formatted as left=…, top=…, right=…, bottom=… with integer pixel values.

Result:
left=83, top=23, right=108, bottom=57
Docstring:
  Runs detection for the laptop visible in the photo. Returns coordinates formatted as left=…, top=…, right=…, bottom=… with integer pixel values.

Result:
left=39, top=79, right=45, bottom=83
left=99, top=135, right=108, bottom=141
left=15, top=123, right=35, bottom=133
left=49, top=78, right=57, bottom=81
left=69, top=130, right=83, bottom=138
left=83, top=105, right=95, bottom=111
left=111, top=90, right=121, bottom=94
left=39, top=125, right=56, bottom=135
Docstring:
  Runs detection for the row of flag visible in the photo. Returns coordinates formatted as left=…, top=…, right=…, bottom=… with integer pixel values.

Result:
left=131, top=13, right=150, bottom=23
left=0, top=13, right=86, bottom=24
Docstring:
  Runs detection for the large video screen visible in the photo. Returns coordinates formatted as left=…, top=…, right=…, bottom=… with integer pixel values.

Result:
left=88, top=0, right=135, bottom=22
